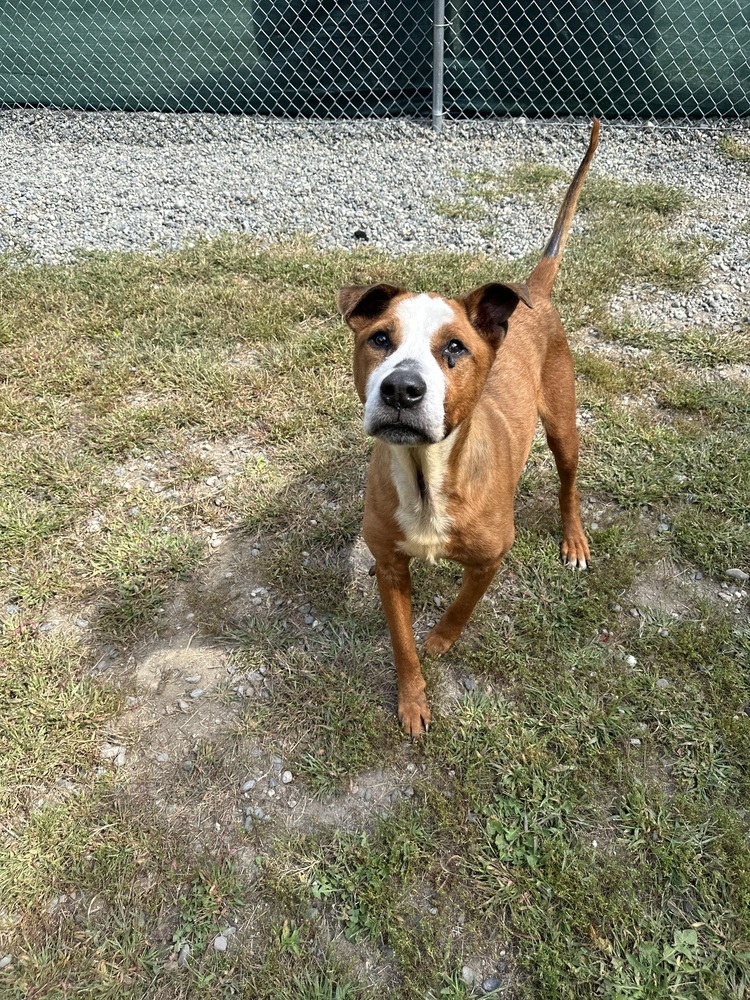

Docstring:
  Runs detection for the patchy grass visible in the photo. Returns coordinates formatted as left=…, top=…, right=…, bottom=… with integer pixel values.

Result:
left=718, top=134, right=750, bottom=163
left=1, top=168, right=748, bottom=999
left=433, top=162, right=568, bottom=219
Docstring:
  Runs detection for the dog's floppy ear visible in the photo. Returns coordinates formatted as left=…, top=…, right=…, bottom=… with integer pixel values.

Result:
left=461, top=282, right=532, bottom=346
left=336, top=283, right=404, bottom=333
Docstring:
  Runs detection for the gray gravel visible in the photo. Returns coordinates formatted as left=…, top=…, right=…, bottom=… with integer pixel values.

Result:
left=1, top=110, right=748, bottom=323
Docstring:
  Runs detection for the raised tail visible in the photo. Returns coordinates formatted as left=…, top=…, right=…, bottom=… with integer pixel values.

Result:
left=527, top=118, right=600, bottom=298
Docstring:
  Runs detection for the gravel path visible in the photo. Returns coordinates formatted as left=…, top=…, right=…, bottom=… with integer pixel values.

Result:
left=0, top=110, right=748, bottom=322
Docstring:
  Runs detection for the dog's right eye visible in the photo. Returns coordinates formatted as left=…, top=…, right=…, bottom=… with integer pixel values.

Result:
left=369, top=331, right=391, bottom=350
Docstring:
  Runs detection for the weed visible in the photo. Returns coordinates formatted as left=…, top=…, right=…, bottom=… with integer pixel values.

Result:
left=718, top=134, right=750, bottom=163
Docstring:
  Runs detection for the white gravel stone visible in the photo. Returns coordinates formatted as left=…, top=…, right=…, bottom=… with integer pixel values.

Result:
left=461, top=966, right=476, bottom=987
left=281, top=770, right=293, bottom=784
left=213, top=935, right=228, bottom=952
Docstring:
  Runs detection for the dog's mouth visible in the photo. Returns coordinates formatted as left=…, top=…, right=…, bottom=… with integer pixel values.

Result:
left=370, top=421, right=433, bottom=446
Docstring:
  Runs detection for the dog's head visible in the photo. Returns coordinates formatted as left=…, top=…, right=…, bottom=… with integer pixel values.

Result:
left=337, top=282, right=532, bottom=446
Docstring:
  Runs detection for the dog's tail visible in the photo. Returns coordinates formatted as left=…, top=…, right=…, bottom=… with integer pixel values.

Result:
left=527, top=118, right=600, bottom=298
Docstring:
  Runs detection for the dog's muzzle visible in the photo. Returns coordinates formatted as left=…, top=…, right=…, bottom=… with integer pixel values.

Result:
left=367, top=365, right=434, bottom=444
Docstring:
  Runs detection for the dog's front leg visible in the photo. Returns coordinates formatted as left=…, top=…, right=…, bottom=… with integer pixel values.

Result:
left=375, top=554, right=430, bottom=737
left=423, top=559, right=502, bottom=657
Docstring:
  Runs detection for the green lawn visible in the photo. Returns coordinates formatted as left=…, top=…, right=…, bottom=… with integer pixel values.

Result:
left=1, top=170, right=748, bottom=998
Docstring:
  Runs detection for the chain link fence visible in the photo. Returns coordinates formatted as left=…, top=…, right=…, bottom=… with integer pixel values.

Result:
left=0, top=1, right=748, bottom=122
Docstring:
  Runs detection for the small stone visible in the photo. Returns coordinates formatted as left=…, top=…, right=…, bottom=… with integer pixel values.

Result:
left=629, top=607, right=640, bottom=618
left=269, top=778, right=278, bottom=789
left=727, top=568, right=748, bottom=581
left=189, top=688, right=203, bottom=698
left=185, top=675, right=201, bottom=683
left=353, top=229, right=368, bottom=240
left=656, top=678, right=670, bottom=689
left=288, top=798, right=297, bottom=808
left=243, top=815, right=254, bottom=831
left=281, top=770, right=293, bottom=784
left=630, top=738, right=642, bottom=746
left=625, top=655, right=637, bottom=667
left=482, top=977, right=503, bottom=993
left=114, top=749, right=126, bottom=767
left=156, top=753, right=169, bottom=762
left=177, top=943, right=190, bottom=968
left=213, top=935, right=228, bottom=952
left=612, top=603, right=622, bottom=612
left=177, top=699, right=190, bottom=712
left=461, top=966, right=476, bottom=987
left=0, top=956, right=12, bottom=970
left=363, top=788, right=372, bottom=802
left=252, top=806, right=265, bottom=820
left=693, top=571, right=703, bottom=581
left=463, top=676, right=476, bottom=691
left=402, top=786, right=415, bottom=798
left=182, top=760, right=195, bottom=772
left=241, top=779, right=256, bottom=793
left=99, top=743, right=122, bottom=760
left=76, top=618, right=89, bottom=628
left=658, top=522, right=670, bottom=533
left=718, top=591, right=734, bottom=603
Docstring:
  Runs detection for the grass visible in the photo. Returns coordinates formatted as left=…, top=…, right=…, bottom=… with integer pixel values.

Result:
left=718, top=135, right=750, bottom=163
left=1, top=168, right=748, bottom=998
left=433, top=162, right=569, bottom=219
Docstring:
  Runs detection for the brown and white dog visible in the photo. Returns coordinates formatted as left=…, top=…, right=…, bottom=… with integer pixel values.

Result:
left=337, top=120, right=599, bottom=736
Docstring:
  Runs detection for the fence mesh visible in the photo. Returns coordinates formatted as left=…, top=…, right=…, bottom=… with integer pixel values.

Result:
left=0, top=1, right=748, bottom=121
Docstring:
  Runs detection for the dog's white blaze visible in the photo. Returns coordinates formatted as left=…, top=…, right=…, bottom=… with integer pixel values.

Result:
left=363, top=294, right=454, bottom=439
left=391, top=427, right=460, bottom=563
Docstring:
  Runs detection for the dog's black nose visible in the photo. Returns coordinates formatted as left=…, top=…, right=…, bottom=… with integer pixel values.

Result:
left=380, top=369, right=426, bottom=409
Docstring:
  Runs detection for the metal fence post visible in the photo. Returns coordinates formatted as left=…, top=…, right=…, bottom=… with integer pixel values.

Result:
left=432, top=0, right=446, bottom=132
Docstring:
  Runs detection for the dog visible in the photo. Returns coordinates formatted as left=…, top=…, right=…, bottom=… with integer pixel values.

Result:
left=337, top=120, right=599, bottom=736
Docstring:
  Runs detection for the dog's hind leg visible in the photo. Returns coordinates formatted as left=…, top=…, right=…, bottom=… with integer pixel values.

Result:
left=538, top=338, right=590, bottom=570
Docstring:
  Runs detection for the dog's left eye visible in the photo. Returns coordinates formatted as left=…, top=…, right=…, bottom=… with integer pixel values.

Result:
left=444, top=339, right=466, bottom=358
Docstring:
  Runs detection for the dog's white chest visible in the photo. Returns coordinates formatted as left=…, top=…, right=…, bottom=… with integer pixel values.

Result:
left=389, top=433, right=457, bottom=564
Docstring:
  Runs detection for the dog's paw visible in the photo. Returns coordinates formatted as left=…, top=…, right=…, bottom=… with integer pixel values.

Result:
left=398, top=695, right=431, bottom=738
left=423, top=626, right=455, bottom=657
left=561, top=530, right=590, bottom=571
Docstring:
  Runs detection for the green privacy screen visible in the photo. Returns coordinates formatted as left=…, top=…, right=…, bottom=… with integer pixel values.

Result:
left=0, top=0, right=748, bottom=118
